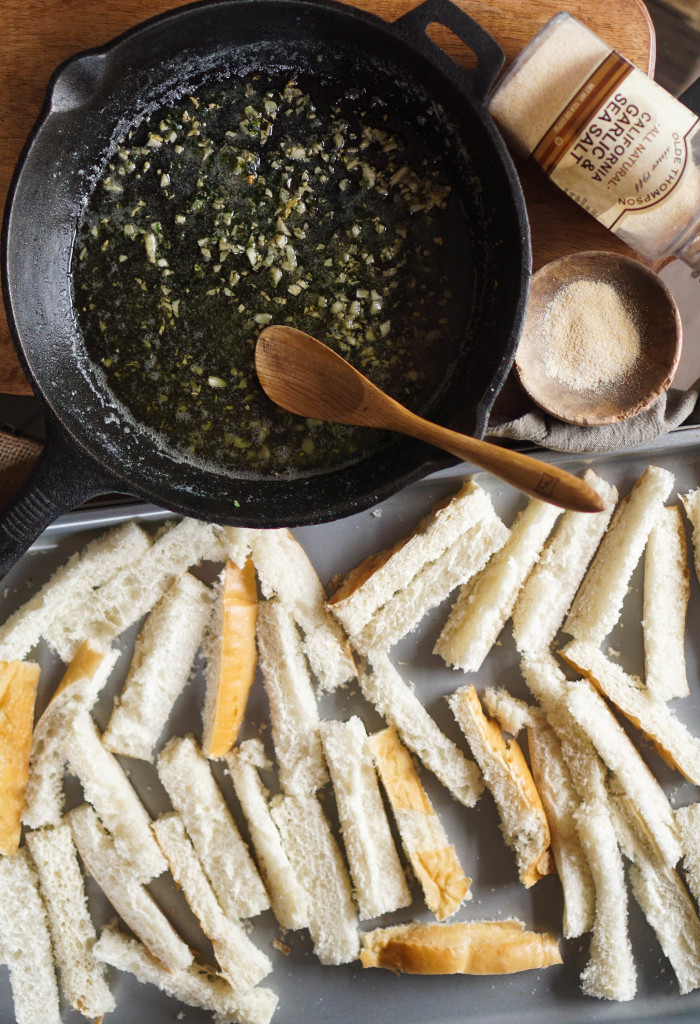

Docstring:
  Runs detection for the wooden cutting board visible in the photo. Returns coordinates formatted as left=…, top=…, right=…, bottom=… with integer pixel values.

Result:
left=0, top=0, right=654, bottom=396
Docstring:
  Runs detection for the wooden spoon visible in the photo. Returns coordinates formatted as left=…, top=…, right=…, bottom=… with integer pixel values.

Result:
left=255, top=325, right=604, bottom=513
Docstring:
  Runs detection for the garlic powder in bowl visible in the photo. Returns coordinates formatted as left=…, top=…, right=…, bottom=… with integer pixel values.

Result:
left=514, top=252, right=682, bottom=426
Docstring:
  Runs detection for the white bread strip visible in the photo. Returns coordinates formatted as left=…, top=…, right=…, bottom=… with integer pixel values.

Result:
left=94, top=925, right=278, bottom=1024
left=368, top=726, right=471, bottom=920
left=102, top=572, right=211, bottom=761
left=566, top=678, right=681, bottom=867
left=328, top=481, right=493, bottom=636
left=225, top=739, right=309, bottom=931
left=521, top=654, right=637, bottom=999
left=643, top=504, right=689, bottom=700
left=152, top=813, right=272, bottom=996
left=23, top=642, right=119, bottom=830
left=675, top=804, right=700, bottom=906
left=0, top=521, right=151, bottom=662
left=360, top=651, right=482, bottom=807
left=157, top=735, right=269, bottom=919
left=481, top=686, right=533, bottom=738
left=526, top=709, right=595, bottom=939
left=26, top=824, right=115, bottom=1018
left=351, top=503, right=509, bottom=654
left=681, top=487, right=700, bottom=581
left=0, top=848, right=61, bottom=1024
left=564, top=465, right=674, bottom=644
left=520, top=653, right=610, bottom=940
left=320, top=717, right=411, bottom=920
left=0, top=660, right=40, bottom=853
left=201, top=559, right=258, bottom=759
left=270, top=792, right=359, bottom=965
left=256, top=598, right=327, bottom=795
left=249, top=527, right=355, bottom=691
left=575, top=798, right=637, bottom=1002
left=360, top=919, right=561, bottom=974
left=612, top=794, right=700, bottom=995
left=521, top=651, right=609, bottom=804
left=66, top=711, right=167, bottom=882
left=49, top=517, right=223, bottom=662
left=512, top=469, right=618, bottom=653
left=67, top=802, right=192, bottom=971
left=560, top=639, right=700, bottom=785
left=435, top=496, right=562, bottom=672
left=448, top=685, right=552, bottom=888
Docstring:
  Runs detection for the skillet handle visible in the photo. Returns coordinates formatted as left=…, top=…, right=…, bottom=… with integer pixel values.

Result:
left=392, top=0, right=504, bottom=103
left=0, top=417, right=129, bottom=582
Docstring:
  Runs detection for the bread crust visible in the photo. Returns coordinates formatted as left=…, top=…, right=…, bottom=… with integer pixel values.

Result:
left=360, top=920, right=562, bottom=974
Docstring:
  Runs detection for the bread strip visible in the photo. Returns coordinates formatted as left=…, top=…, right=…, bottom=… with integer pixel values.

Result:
left=520, top=651, right=609, bottom=804
left=512, top=469, right=617, bottom=653
left=249, top=527, right=355, bottom=691
left=93, top=926, right=278, bottom=1024
left=152, top=813, right=272, bottom=997
left=67, top=802, right=192, bottom=971
left=26, top=824, right=115, bottom=1018
left=368, top=726, right=471, bottom=920
left=50, top=517, right=223, bottom=662
left=226, top=739, right=309, bottom=931
left=360, top=920, right=561, bottom=974
left=448, top=685, right=552, bottom=888
left=320, top=717, right=411, bottom=920
left=0, top=521, right=151, bottom=662
left=526, top=709, right=595, bottom=939
left=256, top=598, right=327, bottom=795
left=521, top=654, right=637, bottom=999
left=566, top=678, right=681, bottom=867
left=351, top=504, right=508, bottom=653
left=675, top=803, right=700, bottom=906
left=23, top=641, right=118, bottom=830
left=158, top=735, right=269, bottom=919
left=435, top=496, right=561, bottom=672
left=481, top=687, right=534, bottom=738
left=328, top=481, right=493, bottom=635
left=560, top=640, right=700, bottom=785
left=201, top=559, right=258, bottom=758
left=574, top=799, right=637, bottom=1002
left=270, top=792, right=359, bottom=965
left=0, top=660, right=40, bottom=853
left=359, top=651, right=483, bottom=807
left=643, top=504, right=689, bottom=700
left=103, top=572, right=212, bottom=761
left=0, top=848, right=61, bottom=1024
left=66, top=711, right=167, bottom=882
left=564, top=465, right=674, bottom=644
left=612, top=794, right=700, bottom=995
left=681, top=486, right=700, bottom=581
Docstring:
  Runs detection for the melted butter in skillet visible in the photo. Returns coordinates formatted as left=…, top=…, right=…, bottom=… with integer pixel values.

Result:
left=73, top=76, right=464, bottom=476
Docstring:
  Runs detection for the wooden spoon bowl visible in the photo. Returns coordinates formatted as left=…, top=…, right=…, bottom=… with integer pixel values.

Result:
left=256, top=325, right=604, bottom=512
left=515, top=252, right=683, bottom=426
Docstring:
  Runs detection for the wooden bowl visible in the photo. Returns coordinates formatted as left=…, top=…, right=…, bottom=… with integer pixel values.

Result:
left=515, top=252, right=683, bottom=426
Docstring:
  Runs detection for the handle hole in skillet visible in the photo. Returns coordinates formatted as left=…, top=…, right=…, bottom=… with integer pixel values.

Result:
left=425, top=21, right=478, bottom=73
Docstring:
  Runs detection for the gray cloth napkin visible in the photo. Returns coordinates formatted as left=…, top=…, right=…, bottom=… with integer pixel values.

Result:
left=487, top=380, right=700, bottom=454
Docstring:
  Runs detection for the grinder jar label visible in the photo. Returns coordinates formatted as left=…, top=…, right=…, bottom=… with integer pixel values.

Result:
left=532, top=51, right=699, bottom=231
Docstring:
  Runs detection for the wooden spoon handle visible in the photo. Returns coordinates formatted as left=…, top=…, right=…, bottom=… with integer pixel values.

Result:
left=392, top=408, right=603, bottom=513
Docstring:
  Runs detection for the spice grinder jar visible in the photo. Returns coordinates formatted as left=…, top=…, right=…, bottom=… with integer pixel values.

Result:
left=488, top=12, right=700, bottom=273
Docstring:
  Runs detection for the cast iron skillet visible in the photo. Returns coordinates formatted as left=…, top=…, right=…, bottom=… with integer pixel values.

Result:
left=1, top=0, right=530, bottom=578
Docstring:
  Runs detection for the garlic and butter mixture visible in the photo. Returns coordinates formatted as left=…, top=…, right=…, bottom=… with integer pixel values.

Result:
left=73, top=75, right=466, bottom=475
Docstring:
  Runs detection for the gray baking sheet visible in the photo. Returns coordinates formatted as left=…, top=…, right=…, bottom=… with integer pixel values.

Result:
left=4, top=429, right=700, bottom=1024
